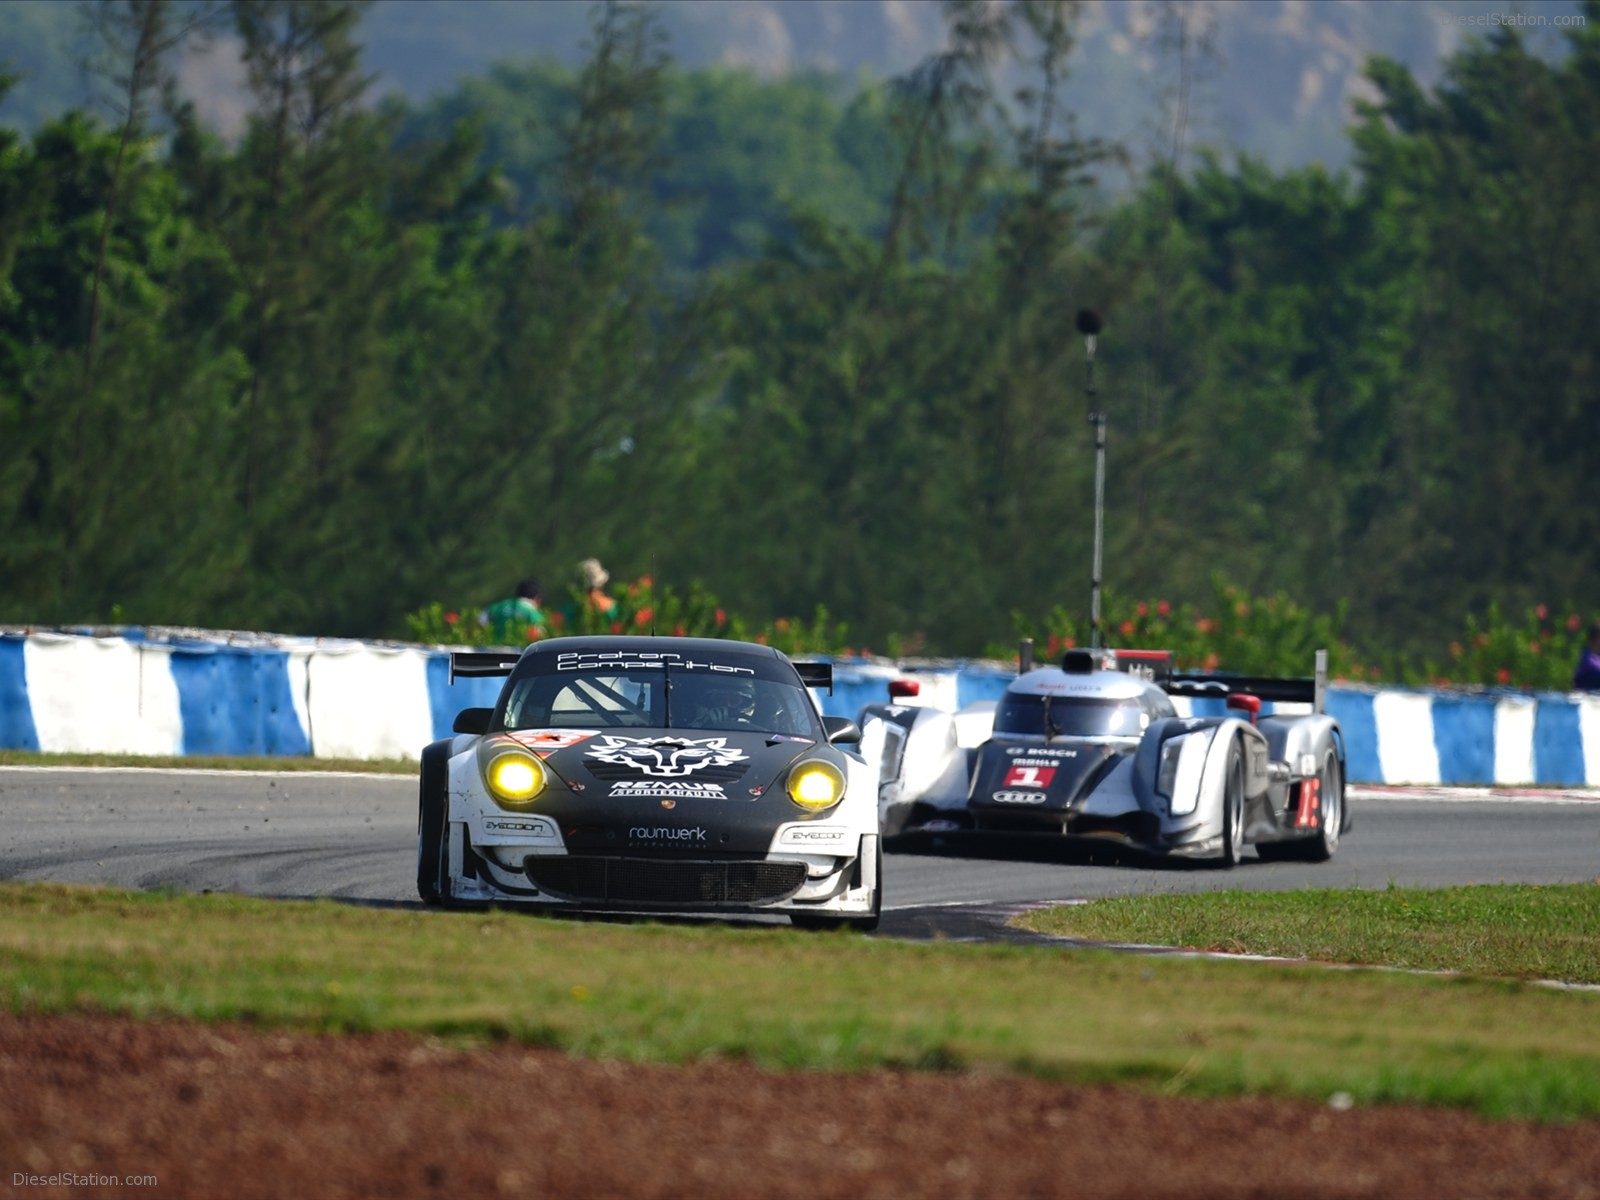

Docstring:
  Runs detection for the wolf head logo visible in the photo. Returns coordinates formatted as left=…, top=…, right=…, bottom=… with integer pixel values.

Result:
left=585, top=735, right=749, bottom=778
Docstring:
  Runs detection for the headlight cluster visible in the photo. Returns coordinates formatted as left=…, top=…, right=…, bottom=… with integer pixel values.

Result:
left=478, top=739, right=547, bottom=810
left=1158, top=733, right=1206, bottom=816
left=786, top=760, right=845, bottom=812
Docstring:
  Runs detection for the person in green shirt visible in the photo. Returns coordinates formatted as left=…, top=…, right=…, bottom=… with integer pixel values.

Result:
left=480, top=579, right=548, bottom=645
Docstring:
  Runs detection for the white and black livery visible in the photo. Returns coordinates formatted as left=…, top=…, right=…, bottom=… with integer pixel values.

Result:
left=859, top=648, right=1349, bottom=866
left=418, top=636, right=881, bottom=928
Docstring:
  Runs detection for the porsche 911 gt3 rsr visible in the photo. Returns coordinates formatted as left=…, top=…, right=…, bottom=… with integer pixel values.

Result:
left=859, top=648, right=1348, bottom=866
left=418, top=636, right=881, bottom=928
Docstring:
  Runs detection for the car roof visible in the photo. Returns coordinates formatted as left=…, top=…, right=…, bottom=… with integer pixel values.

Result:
left=518, top=635, right=790, bottom=662
left=1006, top=666, right=1161, bottom=701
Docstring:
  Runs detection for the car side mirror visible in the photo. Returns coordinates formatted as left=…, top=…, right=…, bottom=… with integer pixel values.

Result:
left=452, top=707, right=493, bottom=735
left=822, top=716, right=861, bottom=745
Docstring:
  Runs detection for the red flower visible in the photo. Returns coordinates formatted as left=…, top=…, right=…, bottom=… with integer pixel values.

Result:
left=640, top=575, right=653, bottom=589
left=672, top=624, right=686, bottom=637
left=1529, top=640, right=1541, bottom=655
left=755, top=633, right=767, bottom=645
left=1136, top=602, right=1148, bottom=617
left=1119, top=620, right=1135, bottom=637
left=1196, top=618, right=1215, bottom=634
left=1496, top=668, right=1511, bottom=685
left=527, top=625, right=544, bottom=641
left=548, top=611, right=565, bottom=629
left=635, top=608, right=654, bottom=627
left=444, top=611, right=459, bottom=625
left=1536, top=604, right=1549, bottom=620
left=1234, top=601, right=1249, bottom=617
left=1157, top=600, right=1171, bottom=617
left=1568, top=614, right=1583, bottom=632
left=1064, top=636, right=1076, bottom=648
left=610, top=621, right=623, bottom=634
left=714, top=608, right=727, bottom=625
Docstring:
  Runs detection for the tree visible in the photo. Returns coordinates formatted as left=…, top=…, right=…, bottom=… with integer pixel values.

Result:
left=79, top=0, right=219, bottom=369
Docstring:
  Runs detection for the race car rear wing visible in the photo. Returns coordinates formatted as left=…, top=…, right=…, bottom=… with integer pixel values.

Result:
left=1164, top=649, right=1329, bottom=714
left=448, top=650, right=522, bottom=685
left=1065, top=645, right=1329, bottom=712
left=793, top=661, right=834, bottom=695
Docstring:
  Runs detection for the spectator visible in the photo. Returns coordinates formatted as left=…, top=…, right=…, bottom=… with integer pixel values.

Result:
left=481, top=579, right=548, bottom=645
left=578, top=558, right=618, bottom=618
left=1575, top=622, right=1600, bottom=691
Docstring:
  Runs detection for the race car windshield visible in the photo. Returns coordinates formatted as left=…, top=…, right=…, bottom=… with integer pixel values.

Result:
left=496, top=667, right=819, bottom=737
left=994, top=694, right=1147, bottom=738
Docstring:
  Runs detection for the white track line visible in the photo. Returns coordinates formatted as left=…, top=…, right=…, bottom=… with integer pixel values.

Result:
left=1349, top=785, right=1600, bottom=805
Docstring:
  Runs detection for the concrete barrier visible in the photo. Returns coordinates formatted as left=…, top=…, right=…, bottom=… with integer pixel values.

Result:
left=2, top=630, right=1597, bottom=785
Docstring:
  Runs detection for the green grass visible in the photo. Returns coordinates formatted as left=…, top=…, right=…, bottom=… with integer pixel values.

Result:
left=1012, top=883, right=1600, bottom=985
left=0, top=749, right=415, bottom=774
left=3, top=883, right=1600, bottom=1122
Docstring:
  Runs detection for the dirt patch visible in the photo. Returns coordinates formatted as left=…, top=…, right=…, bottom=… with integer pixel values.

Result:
left=3, top=1012, right=1598, bottom=1199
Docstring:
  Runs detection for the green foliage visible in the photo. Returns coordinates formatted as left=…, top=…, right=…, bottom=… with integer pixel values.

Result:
left=1, top=2, right=1597, bottom=687
left=1001, top=575, right=1360, bottom=677
left=404, top=574, right=852, bottom=656
left=999, top=580, right=1595, bottom=691
left=1442, top=603, right=1593, bottom=692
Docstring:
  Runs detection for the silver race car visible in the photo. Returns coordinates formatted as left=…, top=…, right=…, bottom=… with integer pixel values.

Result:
left=859, top=648, right=1349, bottom=865
left=418, top=636, right=881, bottom=928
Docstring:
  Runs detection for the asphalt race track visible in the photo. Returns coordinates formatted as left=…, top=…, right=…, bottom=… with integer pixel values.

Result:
left=2, top=767, right=1597, bottom=942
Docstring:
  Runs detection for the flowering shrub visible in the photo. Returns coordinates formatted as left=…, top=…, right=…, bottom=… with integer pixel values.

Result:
left=404, top=602, right=520, bottom=648
left=999, top=577, right=1361, bottom=678
left=405, top=578, right=851, bottom=655
left=1439, top=602, right=1590, bottom=691
left=408, top=577, right=1594, bottom=690
left=995, top=578, right=1594, bottom=691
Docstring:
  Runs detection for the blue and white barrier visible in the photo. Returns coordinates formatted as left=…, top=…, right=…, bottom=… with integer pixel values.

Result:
left=2, top=630, right=1598, bottom=786
left=0, top=630, right=500, bottom=762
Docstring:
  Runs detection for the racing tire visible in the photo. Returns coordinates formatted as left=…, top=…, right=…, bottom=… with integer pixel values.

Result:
left=416, top=741, right=453, bottom=905
left=1301, top=751, right=1344, bottom=862
left=1260, top=751, right=1344, bottom=863
left=1214, top=740, right=1246, bottom=869
left=790, top=839, right=882, bottom=932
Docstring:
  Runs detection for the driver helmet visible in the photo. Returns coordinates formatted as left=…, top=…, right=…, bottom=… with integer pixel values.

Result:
left=685, top=676, right=757, bottom=728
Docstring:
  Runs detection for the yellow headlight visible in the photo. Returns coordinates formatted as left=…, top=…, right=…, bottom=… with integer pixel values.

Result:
left=486, top=751, right=545, bottom=808
left=786, top=760, right=845, bottom=812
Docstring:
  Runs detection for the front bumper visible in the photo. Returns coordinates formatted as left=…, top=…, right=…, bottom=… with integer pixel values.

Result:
left=914, top=804, right=1219, bottom=859
left=448, top=826, right=880, bottom=916
left=442, top=738, right=879, bottom=916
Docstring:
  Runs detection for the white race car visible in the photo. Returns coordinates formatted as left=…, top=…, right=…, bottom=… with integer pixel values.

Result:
left=859, top=648, right=1349, bottom=866
left=418, top=636, right=881, bottom=928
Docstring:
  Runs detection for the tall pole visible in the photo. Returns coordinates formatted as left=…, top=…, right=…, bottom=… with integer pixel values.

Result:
left=1077, top=309, right=1105, bottom=649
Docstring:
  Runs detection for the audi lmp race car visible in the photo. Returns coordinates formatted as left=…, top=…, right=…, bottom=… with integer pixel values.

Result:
left=858, top=648, right=1349, bottom=866
left=417, top=636, right=881, bottom=929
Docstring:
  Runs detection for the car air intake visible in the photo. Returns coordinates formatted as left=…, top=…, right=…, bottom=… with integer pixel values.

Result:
left=584, top=761, right=750, bottom=784
left=524, top=857, right=807, bottom=906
